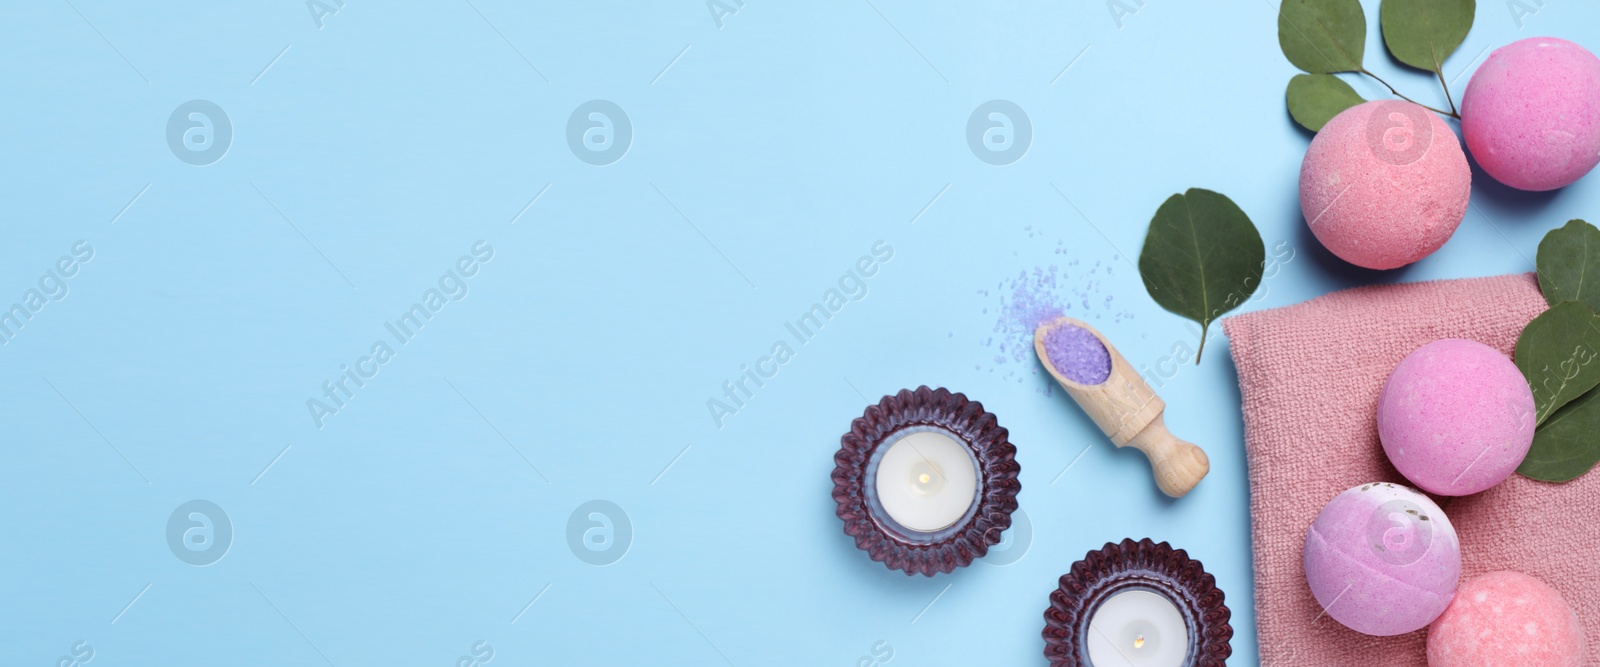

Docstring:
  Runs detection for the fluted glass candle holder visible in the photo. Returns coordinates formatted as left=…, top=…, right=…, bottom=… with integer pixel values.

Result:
left=832, top=386, right=1020, bottom=577
left=1043, top=538, right=1232, bottom=667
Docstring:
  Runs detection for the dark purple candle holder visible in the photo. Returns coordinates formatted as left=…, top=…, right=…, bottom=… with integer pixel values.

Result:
left=1043, top=538, right=1232, bottom=667
left=831, top=386, right=1020, bottom=577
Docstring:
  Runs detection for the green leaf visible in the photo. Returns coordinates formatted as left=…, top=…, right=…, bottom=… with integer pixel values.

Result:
left=1278, top=0, right=1367, bottom=74
left=1519, top=386, right=1600, bottom=482
left=1514, top=301, right=1600, bottom=425
left=1287, top=74, right=1366, bottom=131
left=1138, top=189, right=1266, bottom=363
left=1537, top=219, right=1600, bottom=311
left=1379, top=0, right=1475, bottom=73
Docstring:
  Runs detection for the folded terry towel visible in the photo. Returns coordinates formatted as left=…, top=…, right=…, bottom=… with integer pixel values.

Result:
left=1224, top=273, right=1600, bottom=666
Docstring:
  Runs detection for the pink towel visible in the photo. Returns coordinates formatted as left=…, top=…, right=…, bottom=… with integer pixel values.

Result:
left=1224, top=273, right=1600, bottom=666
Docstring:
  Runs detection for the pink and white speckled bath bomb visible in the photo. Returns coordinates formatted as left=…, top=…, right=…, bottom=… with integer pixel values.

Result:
left=1378, top=339, right=1535, bottom=496
left=1462, top=37, right=1600, bottom=192
left=1304, top=483, right=1461, bottom=636
left=1300, top=100, right=1471, bottom=269
left=1428, top=571, right=1586, bottom=667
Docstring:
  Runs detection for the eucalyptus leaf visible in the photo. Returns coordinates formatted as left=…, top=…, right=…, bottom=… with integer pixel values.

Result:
left=1379, top=0, right=1475, bottom=73
left=1287, top=74, right=1366, bottom=132
left=1278, top=0, right=1367, bottom=74
left=1519, top=386, right=1600, bottom=482
left=1514, top=301, right=1600, bottom=425
left=1138, top=189, right=1266, bottom=363
left=1537, top=219, right=1600, bottom=311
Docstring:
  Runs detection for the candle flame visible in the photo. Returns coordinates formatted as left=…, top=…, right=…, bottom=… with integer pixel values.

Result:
left=907, top=460, right=947, bottom=497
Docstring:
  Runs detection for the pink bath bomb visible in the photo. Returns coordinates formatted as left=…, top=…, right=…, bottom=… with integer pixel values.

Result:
left=1462, top=37, right=1600, bottom=191
left=1428, top=571, right=1586, bottom=667
left=1304, top=483, right=1461, bottom=636
left=1378, top=339, right=1535, bottom=496
left=1300, top=100, right=1471, bottom=269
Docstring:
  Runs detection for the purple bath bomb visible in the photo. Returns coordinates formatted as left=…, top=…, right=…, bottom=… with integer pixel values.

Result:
left=1428, top=571, right=1586, bottom=667
left=1378, top=339, right=1535, bottom=496
left=1304, top=483, right=1461, bottom=636
left=1462, top=37, right=1600, bottom=191
left=1300, top=100, right=1471, bottom=269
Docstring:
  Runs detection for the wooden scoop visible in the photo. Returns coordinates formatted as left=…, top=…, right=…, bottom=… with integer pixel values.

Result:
left=1034, top=316, right=1209, bottom=498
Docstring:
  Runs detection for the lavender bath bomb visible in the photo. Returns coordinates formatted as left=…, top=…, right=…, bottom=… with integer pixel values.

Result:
left=1378, top=339, right=1535, bottom=496
left=1428, top=571, right=1586, bottom=667
left=1462, top=37, right=1600, bottom=191
left=1300, top=100, right=1471, bottom=269
left=1304, top=483, right=1461, bottom=636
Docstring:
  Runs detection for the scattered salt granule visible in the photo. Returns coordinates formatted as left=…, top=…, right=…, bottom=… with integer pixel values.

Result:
left=978, top=253, right=1134, bottom=390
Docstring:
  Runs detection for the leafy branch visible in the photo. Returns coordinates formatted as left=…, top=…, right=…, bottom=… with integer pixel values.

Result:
left=1518, top=219, right=1600, bottom=483
left=1279, top=0, right=1475, bottom=132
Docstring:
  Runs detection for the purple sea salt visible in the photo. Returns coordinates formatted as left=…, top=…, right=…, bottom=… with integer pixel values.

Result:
left=976, top=237, right=1134, bottom=391
left=1042, top=324, right=1111, bottom=385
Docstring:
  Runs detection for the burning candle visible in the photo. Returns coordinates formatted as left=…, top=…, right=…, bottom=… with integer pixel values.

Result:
left=1085, top=590, right=1189, bottom=667
left=873, top=429, right=979, bottom=533
left=834, top=386, right=1021, bottom=577
left=1042, top=539, right=1229, bottom=667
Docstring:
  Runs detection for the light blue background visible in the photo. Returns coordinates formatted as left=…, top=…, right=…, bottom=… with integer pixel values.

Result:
left=3, top=1, right=1597, bottom=665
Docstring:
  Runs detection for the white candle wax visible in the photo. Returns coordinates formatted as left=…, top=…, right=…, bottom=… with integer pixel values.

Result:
left=874, top=430, right=978, bottom=532
left=1085, top=590, right=1188, bottom=667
